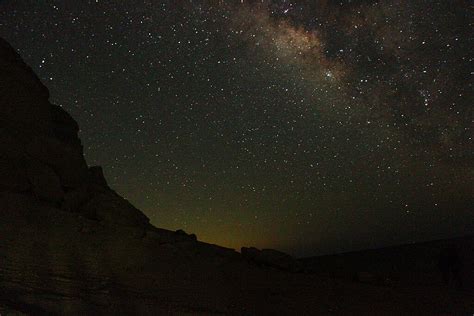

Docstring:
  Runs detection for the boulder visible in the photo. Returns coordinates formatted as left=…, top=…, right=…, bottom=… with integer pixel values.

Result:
left=176, top=229, right=198, bottom=241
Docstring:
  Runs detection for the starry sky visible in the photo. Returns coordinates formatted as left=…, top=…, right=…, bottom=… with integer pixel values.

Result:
left=0, top=0, right=472, bottom=256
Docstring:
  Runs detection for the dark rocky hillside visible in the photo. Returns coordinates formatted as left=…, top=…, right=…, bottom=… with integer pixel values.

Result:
left=1, top=36, right=473, bottom=315
left=0, top=35, right=238, bottom=314
left=300, top=234, right=474, bottom=289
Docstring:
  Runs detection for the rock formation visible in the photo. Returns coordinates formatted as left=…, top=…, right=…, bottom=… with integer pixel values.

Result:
left=0, top=36, right=119, bottom=218
left=241, top=247, right=300, bottom=272
left=1, top=36, right=321, bottom=315
left=0, top=36, right=241, bottom=314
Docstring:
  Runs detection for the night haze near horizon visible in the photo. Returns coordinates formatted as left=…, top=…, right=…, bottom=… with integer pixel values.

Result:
left=0, top=0, right=472, bottom=257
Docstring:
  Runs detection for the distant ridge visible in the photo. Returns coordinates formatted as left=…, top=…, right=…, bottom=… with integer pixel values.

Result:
left=300, top=234, right=474, bottom=288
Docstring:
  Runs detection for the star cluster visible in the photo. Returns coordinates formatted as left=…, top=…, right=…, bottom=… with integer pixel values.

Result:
left=0, top=0, right=472, bottom=255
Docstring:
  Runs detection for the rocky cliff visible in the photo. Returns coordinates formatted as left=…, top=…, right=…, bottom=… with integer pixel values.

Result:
left=0, top=37, right=149, bottom=227
left=0, top=36, right=244, bottom=315
left=1, top=36, right=320, bottom=316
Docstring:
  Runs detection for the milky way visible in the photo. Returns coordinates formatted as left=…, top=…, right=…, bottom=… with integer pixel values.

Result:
left=0, top=0, right=472, bottom=255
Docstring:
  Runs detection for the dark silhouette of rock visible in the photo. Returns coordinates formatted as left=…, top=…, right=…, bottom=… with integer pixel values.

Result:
left=242, top=247, right=300, bottom=272
left=0, top=38, right=51, bottom=134
left=300, top=235, right=474, bottom=291
left=176, top=228, right=198, bottom=241
left=26, top=135, right=88, bottom=188
left=80, top=191, right=149, bottom=228
left=61, top=184, right=89, bottom=213
left=0, top=37, right=244, bottom=313
left=0, top=36, right=147, bottom=228
left=88, top=165, right=109, bottom=189
left=50, top=103, right=81, bottom=146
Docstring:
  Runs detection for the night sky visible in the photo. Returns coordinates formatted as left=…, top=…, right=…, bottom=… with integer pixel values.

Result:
left=0, top=0, right=472, bottom=256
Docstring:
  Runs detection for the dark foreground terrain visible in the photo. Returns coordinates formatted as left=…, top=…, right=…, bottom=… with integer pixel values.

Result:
left=301, top=234, right=474, bottom=288
left=0, top=37, right=473, bottom=315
